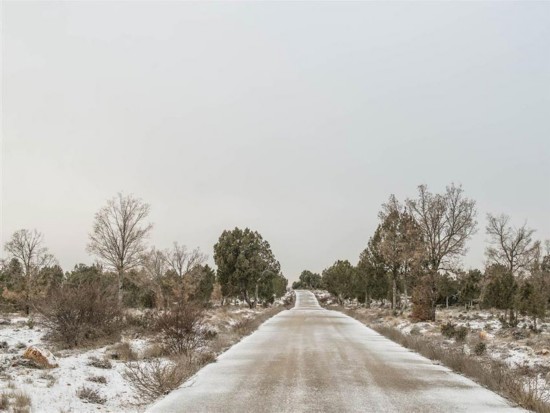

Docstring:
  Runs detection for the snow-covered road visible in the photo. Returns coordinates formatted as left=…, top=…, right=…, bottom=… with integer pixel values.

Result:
left=148, top=290, right=525, bottom=412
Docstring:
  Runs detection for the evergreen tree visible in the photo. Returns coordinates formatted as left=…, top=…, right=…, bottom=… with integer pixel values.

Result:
left=516, top=278, right=546, bottom=331
left=213, top=227, right=282, bottom=308
left=482, top=264, right=517, bottom=324
left=458, top=269, right=483, bottom=309
left=322, top=260, right=357, bottom=304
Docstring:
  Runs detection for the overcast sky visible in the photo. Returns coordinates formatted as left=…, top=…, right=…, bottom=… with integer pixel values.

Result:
left=2, top=1, right=549, bottom=281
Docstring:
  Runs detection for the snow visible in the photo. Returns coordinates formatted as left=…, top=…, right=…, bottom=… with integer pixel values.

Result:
left=0, top=317, right=144, bottom=413
left=0, top=304, right=282, bottom=412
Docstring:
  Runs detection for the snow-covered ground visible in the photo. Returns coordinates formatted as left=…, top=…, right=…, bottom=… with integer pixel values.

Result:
left=0, top=304, right=282, bottom=413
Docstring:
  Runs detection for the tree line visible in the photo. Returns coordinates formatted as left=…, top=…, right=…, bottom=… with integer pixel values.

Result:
left=1, top=193, right=288, bottom=314
left=295, top=184, right=550, bottom=327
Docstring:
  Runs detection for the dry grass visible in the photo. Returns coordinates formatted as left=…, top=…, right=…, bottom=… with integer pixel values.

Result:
left=0, top=390, right=32, bottom=413
left=87, top=375, right=107, bottom=384
left=124, top=304, right=287, bottom=405
left=87, top=356, right=112, bottom=369
left=108, top=341, right=137, bottom=361
left=142, top=342, right=168, bottom=359
left=0, top=392, right=9, bottom=410
left=339, top=307, right=550, bottom=413
left=123, top=357, right=192, bottom=402
left=39, top=372, right=57, bottom=388
left=77, top=386, right=106, bottom=404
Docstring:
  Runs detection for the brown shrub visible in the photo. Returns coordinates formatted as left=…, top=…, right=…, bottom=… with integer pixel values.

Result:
left=123, top=358, right=191, bottom=402
left=474, top=341, right=487, bottom=356
left=36, top=279, right=122, bottom=348
left=142, top=343, right=168, bottom=359
left=77, top=386, right=106, bottom=404
left=87, top=356, right=112, bottom=369
left=154, top=302, right=206, bottom=356
left=87, top=375, right=107, bottom=384
left=0, top=392, right=9, bottom=410
left=108, top=342, right=137, bottom=361
left=411, top=276, right=436, bottom=321
left=0, top=390, right=32, bottom=413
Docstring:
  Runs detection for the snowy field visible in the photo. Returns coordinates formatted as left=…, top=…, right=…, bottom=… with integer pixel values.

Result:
left=0, top=305, right=276, bottom=413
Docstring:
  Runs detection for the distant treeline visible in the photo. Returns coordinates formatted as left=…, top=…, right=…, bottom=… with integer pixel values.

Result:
left=294, top=184, right=549, bottom=327
left=1, top=193, right=288, bottom=314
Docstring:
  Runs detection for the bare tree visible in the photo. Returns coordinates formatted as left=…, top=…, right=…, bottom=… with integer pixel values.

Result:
left=142, top=247, right=167, bottom=280
left=163, top=242, right=206, bottom=302
left=486, top=213, right=540, bottom=277
left=142, top=247, right=168, bottom=308
left=406, top=184, right=477, bottom=320
left=407, top=184, right=477, bottom=272
left=163, top=243, right=206, bottom=278
left=87, top=193, right=153, bottom=305
left=4, top=229, right=56, bottom=314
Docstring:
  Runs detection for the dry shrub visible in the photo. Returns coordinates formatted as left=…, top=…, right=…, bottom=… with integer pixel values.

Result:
left=108, top=341, right=137, bottom=361
left=0, top=392, right=9, bottom=410
left=87, top=375, right=107, bottom=384
left=155, top=302, right=206, bottom=356
left=87, top=356, right=112, bottom=369
left=125, top=305, right=286, bottom=403
left=441, top=322, right=456, bottom=338
left=36, top=279, right=122, bottom=348
left=283, top=292, right=296, bottom=309
left=125, top=311, right=155, bottom=333
left=123, top=358, right=191, bottom=402
left=39, top=372, right=57, bottom=388
left=142, top=343, right=168, bottom=359
left=474, top=341, right=487, bottom=356
left=0, top=390, right=32, bottom=413
left=232, top=318, right=253, bottom=335
left=352, top=315, right=550, bottom=413
left=77, top=386, right=106, bottom=404
left=411, top=277, right=436, bottom=321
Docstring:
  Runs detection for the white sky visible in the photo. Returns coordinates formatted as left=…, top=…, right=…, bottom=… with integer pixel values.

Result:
left=2, top=1, right=549, bottom=281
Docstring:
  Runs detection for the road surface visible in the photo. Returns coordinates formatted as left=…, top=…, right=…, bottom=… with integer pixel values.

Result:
left=149, top=290, right=525, bottom=412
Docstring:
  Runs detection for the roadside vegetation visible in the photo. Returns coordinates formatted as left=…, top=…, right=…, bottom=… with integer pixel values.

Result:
left=0, top=192, right=291, bottom=412
left=324, top=301, right=550, bottom=413
left=293, top=184, right=550, bottom=412
left=294, top=182, right=550, bottom=412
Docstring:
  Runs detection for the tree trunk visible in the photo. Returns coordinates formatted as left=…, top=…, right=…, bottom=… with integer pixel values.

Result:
left=25, top=274, right=31, bottom=315
left=117, top=269, right=124, bottom=307
left=242, top=290, right=253, bottom=309
left=392, top=276, right=397, bottom=311
left=254, top=282, right=259, bottom=308
left=446, top=296, right=449, bottom=308
left=403, top=281, right=408, bottom=311
left=25, top=289, right=30, bottom=315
